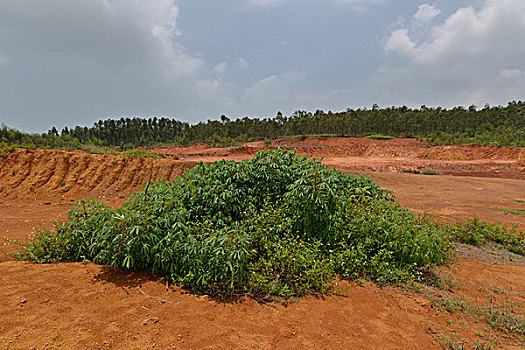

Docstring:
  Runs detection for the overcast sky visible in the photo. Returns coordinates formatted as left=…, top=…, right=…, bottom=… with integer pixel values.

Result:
left=0, top=0, right=524, bottom=133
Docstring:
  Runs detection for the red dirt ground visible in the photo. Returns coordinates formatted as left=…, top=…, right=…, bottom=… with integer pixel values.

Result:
left=1, top=138, right=524, bottom=349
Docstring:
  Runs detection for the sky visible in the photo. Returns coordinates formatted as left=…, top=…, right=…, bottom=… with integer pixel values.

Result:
left=0, top=0, right=524, bottom=133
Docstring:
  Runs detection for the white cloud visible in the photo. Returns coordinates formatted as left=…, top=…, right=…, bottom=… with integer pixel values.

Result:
left=213, top=62, right=228, bottom=74
left=378, top=0, right=525, bottom=107
left=238, top=57, right=250, bottom=69
left=0, top=0, right=201, bottom=78
left=413, top=4, right=440, bottom=23
left=385, top=0, right=525, bottom=65
left=385, top=29, right=416, bottom=56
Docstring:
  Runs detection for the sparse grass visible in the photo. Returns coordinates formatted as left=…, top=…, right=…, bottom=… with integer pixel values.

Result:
left=476, top=296, right=525, bottom=337
left=121, top=149, right=162, bottom=159
left=447, top=218, right=525, bottom=256
left=403, top=168, right=442, bottom=175
left=421, top=169, right=442, bottom=175
left=497, top=208, right=525, bottom=217
left=364, top=134, right=396, bottom=140
left=80, top=144, right=117, bottom=155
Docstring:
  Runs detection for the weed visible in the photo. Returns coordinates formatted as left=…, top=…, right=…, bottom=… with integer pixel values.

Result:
left=11, top=168, right=17, bottom=176
left=403, top=168, right=420, bottom=174
left=447, top=218, right=525, bottom=256
left=364, top=134, right=396, bottom=140
left=441, top=298, right=467, bottom=313
left=421, top=169, right=442, bottom=175
left=80, top=145, right=117, bottom=155
left=497, top=208, right=525, bottom=217
left=121, top=149, right=161, bottom=159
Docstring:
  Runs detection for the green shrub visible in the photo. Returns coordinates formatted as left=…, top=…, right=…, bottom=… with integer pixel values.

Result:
left=121, top=149, right=161, bottom=159
left=421, top=169, right=441, bottom=175
left=448, top=218, right=524, bottom=255
left=364, top=134, right=396, bottom=140
left=402, top=168, right=420, bottom=174
left=15, top=149, right=450, bottom=298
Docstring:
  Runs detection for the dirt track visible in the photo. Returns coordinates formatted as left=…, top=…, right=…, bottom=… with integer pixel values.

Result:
left=1, top=138, right=524, bottom=349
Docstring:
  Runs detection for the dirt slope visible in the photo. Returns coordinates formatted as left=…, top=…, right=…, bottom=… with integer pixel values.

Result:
left=0, top=148, right=197, bottom=201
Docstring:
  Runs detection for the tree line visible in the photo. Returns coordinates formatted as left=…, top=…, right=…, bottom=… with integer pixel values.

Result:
left=1, top=101, right=524, bottom=149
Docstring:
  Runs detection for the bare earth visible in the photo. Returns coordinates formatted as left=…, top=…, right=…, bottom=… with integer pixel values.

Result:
left=1, top=137, right=524, bottom=349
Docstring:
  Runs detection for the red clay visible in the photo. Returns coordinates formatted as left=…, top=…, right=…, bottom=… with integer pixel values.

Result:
left=1, top=138, right=524, bottom=349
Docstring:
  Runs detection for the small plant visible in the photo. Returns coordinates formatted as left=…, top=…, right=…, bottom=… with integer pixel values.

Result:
left=421, top=169, right=441, bottom=175
left=497, top=208, right=525, bottom=217
left=364, top=134, right=396, bottom=140
left=448, top=218, right=524, bottom=255
left=121, top=149, right=161, bottom=159
left=11, top=168, right=17, bottom=176
left=402, top=168, right=420, bottom=174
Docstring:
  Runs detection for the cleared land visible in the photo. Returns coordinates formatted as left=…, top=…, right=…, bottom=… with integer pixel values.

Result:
left=1, top=137, right=524, bottom=349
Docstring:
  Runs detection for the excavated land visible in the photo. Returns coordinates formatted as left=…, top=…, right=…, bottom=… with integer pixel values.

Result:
left=1, top=137, right=524, bottom=349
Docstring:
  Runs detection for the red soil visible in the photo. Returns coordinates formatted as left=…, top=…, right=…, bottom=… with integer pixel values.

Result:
left=1, top=138, right=524, bottom=349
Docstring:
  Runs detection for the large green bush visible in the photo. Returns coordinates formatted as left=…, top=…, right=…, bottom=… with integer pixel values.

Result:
left=16, top=149, right=450, bottom=298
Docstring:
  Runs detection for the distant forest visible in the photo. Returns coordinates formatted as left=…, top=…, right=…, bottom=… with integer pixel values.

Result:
left=1, top=101, right=524, bottom=149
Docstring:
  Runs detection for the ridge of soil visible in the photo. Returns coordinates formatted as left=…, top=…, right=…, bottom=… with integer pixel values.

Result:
left=0, top=148, right=197, bottom=201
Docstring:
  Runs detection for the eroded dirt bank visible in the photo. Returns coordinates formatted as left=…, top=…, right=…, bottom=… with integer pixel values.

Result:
left=0, top=148, right=198, bottom=201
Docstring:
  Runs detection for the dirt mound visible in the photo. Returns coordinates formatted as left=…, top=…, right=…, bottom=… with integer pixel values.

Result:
left=0, top=148, right=197, bottom=201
